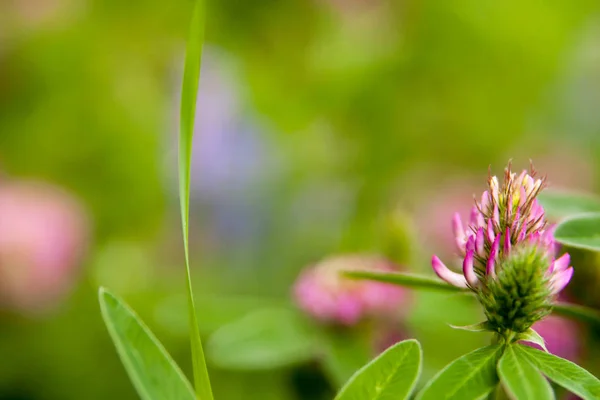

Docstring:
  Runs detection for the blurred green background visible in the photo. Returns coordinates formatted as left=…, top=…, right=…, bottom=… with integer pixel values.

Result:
left=1, top=0, right=600, bottom=399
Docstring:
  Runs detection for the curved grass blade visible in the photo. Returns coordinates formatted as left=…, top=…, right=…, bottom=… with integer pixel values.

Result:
left=343, top=270, right=469, bottom=293
left=334, top=339, right=422, bottom=400
left=498, top=345, right=554, bottom=400
left=552, top=302, right=600, bottom=328
left=179, top=0, right=213, bottom=398
left=416, top=345, right=503, bottom=400
left=519, top=345, right=600, bottom=400
left=99, top=288, right=195, bottom=400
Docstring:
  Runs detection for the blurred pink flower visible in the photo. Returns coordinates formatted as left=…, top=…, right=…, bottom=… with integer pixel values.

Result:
left=525, top=315, right=582, bottom=363
left=0, top=180, right=89, bottom=312
left=293, top=255, right=409, bottom=326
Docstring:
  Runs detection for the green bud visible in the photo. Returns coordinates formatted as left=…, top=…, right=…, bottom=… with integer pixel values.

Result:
left=477, top=244, right=553, bottom=338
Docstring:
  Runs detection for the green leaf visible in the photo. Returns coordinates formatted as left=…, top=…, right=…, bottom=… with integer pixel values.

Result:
left=538, top=191, right=600, bottom=220
left=498, top=345, right=554, bottom=400
left=416, top=345, right=503, bottom=400
left=449, top=321, right=493, bottom=332
left=206, top=308, right=318, bottom=370
left=343, top=271, right=469, bottom=293
left=178, top=0, right=213, bottom=398
left=552, top=302, right=600, bottom=327
left=334, top=339, right=422, bottom=400
left=99, top=288, right=195, bottom=400
left=553, top=213, right=600, bottom=252
left=515, top=329, right=547, bottom=352
left=519, top=345, right=600, bottom=400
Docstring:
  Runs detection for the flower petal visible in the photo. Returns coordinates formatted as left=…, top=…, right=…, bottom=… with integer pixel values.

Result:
left=551, top=267, right=574, bottom=294
left=550, top=253, right=570, bottom=275
left=487, top=235, right=500, bottom=277
left=432, top=255, right=468, bottom=288
left=452, top=212, right=465, bottom=251
left=503, top=227, right=511, bottom=255
left=463, top=250, right=478, bottom=287
left=476, top=228, right=485, bottom=256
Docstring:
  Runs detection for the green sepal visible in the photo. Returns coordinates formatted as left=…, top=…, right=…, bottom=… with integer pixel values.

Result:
left=515, top=328, right=548, bottom=352
left=449, top=321, right=494, bottom=332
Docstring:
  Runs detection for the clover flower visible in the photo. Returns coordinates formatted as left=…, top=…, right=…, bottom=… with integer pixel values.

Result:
left=431, top=163, right=574, bottom=335
left=293, top=255, right=409, bottom=326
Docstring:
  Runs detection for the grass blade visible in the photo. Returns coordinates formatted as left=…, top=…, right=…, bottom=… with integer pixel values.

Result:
left=179, top=0, right=213, bottom=398
left=343, top=270, right=469, bottom=293
left=552, top=302, right=600, bottom=328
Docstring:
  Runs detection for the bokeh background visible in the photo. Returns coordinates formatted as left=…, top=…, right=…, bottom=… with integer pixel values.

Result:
left=2, top=0, right=600, bottom=399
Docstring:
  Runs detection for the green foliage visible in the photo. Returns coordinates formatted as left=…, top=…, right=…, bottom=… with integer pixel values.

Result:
left=519, top=345, right=600, bottom=400
left=538, top=191, right=600, bottom=220
left=498, top=345, right=554, bottom=400
left=206, top=308, right=318, bottom=370
left=343, top=271, right=468, bottom=293
left=554, top=213, right=600, bottom=252
left=478, top=245, right=552, bottom=335
left=416, top=345, right=503, bottom=400
left=99, top=288, right=195, bottom=400
left=178, top=0, right=213, bottom=398
left=334, top=339, right=422, bottom=400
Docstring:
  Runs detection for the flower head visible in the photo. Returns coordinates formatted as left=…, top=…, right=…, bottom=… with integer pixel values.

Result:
left=293, top=255, right=409, bottom=326
left=431, top=162, right=573, bottom=334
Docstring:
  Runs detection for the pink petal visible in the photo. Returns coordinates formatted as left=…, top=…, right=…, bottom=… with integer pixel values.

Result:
left=452, top=213, right=466, bottom=252
left=476, top=228, right=485, bottom=256
left=493, top=205, right=500, bottom=226
left=487, top=219, right=496, bottom=243
left=487, top=235, right=500, bottom=277
left=551, top=267, right=574, bottom=295
left=432, top=255, right=468, bottom=288
left=503, top=228, right=511, bottom=255
left=463, top=250, right=478, bottom=287
left=481, top=191, right=490, bottom=211
left=470, top=207, right=483, bottom=227
left=550, top=253, right=570, bottom=274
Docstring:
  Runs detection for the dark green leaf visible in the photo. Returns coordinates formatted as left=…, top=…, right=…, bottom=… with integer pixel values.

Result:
left=335, top=339, right=422, bottom=400
left=498, top=345, right=554, bottom=400
left=538, top=191, right=600, bottom=220
left=343, top=271, right=469, bottom=293
left=520, top=345, right=600, bottom=400
left=178, top=0, right=213, bottom=398
left=416, top=345, right=503, bottom=400
left=99, top=288, right=195, bottom=400
left=206, top=308, right=318, bottom=370
left=553, top=213, right=600, bottom=252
